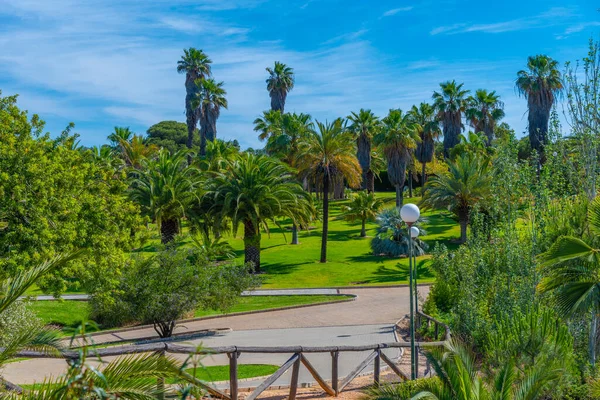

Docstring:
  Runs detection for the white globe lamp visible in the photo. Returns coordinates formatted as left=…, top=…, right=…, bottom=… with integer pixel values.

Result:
left=410, top=226, right=420, bottom=238
left=400, top=203, right=420, bottom=225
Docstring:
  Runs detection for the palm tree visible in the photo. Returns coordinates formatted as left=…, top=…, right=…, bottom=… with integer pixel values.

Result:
left=266, top=62, right=295, bottom=112
left=515, top=55, right=563, bottom=154
left=375, top=109, right=420, bottom=207
left=409, top=103, right=440, bottom=192
left=196, top=78, right=228, bottom=157
left=253, top=109, right=284, bottom=141
left=422, top=154, right=492, bottom=243
left=449, top=131, right=489, bottom=160
left=433, top=80, right=470, bottom=157
left=117, top=134, right=159, bottom=168
left=341, top=191, right=385, bottom=237
left=130, top=149, right=201, bottom=244
left=0, top=253, right=80, bottom=388
left=177, top=48, right=212, bottom=162
left=205, top=154, right=313, bottom=271
left=538, top=197, right=600, bottom=365
left=347, top=109, right=380, bottom=192
left=297, top=119, right=361, bottom=262
left=465, top=89, right=505, bottom=146
left=371, top=208, right=427, bottom=257
left=108, top=126, right=133, bottom=148
left=199, top=139, right=239, bottom=172
left=367, top=340, right=559, bottom=400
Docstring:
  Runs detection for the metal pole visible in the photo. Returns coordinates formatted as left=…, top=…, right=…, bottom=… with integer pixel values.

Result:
left=414, top=241, right=419, bottom=317
left=408, top=224, right=416, bottom=380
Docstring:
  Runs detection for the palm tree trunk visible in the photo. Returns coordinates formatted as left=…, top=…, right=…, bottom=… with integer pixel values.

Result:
left=408, top=174, right=413, bottom=198
left=291, top=224, right=299, bottom=245
left=357, top=134, right=371, bottom=191
left=591, top=311, right=598, bottom=366
left=360, top=219, right=366, bottom=237
left=244, top=220, right=261, bottom=272
left=160, top=219, right=179, bottom=244
left=459, top=219, right=468, bottom=243
left=367, top=170, right=375, bottom=193
left=320, top=175, right=329, bottom=263
left=421, top=162, right=426, bottom=197
left=395, top=185, right=403, bottom=207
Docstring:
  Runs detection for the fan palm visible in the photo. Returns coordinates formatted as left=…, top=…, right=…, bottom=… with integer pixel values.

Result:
left=266, top=61, right=295, bottom=112
left=375, top=109, right=420, bottom=207
left=107, top=126, right=133, bottom=148
left=409, top=103, right=441, bottom=191
left=515, top=55, right=563, bottom=154
left=254, top=109, right=284, bottom=141
left=130, top=149, right=201, bottom=244
left=297, top=119, right=361, bottom=262
left=421, top=154, right=492, bottom=243
left=465, top=89, right=505, bottom=146
left=195, top=78, right=228, bottom=157
left=433, top=80, right=470, bottom=157
left=177, top=48, right=212, bottom=161
left=341, top=191, right=385, bottom=237
left=347, top=109, right=380, bottom=192
left=205, top=154, right=313, bottom=271
left=538, top=197, right=600, bottom=365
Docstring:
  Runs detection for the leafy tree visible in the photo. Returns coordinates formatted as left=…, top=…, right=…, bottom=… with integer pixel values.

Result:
left=0, top=92, right=144, bottom=295
left=347, top=109, right=380, bottom=192
left=341, top=191, right=385, bottom=237
left=465, top=89, right=505, bottom=146
left=538, top=197, right=600, bottom=365
left=433, top=80, right=470, bottom=157
left=266, top=61, right=294, bottom=112
left=205, top=154, right=313, bottom=271
left=177, top=48, right=212, bottom=163
left=515, top=55, right=563, bottom=155
left=409, top=103, right=441, bottom=192
left=375, top=109, right=420, bottom=207
left=370, top=208, right=427, bottom=257
left=422, top=154, right=492, bottom=243
left=92, top=248, right=258, bottom=337
left=146, top=120, right=199, bottom=154
left=297, top=119, right=361, bottom=262
left=130, top=149, right=201, bottom=244
left=195, top=78, right=227, bottom=156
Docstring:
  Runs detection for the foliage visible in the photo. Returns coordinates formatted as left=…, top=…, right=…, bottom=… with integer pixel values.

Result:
left=0, top=301, right=43, bottom=348
left=146, top=120, right=200, bottom=154
left=341, top=191, right=385, bottom=237
left=266, top=61, right=295, bottom=112
left=0, top=93, right=144, bottom=295
left=90, top=247, right=258, bottom=337
left=465, top=89, right=505, bottom=146
left=432, top=80, right=470, bottom=157
left=370, top=208, right=428, bottom=257
left=195, top=77, right=228, bottom=155
left=347, top=109, right=381, bottom=191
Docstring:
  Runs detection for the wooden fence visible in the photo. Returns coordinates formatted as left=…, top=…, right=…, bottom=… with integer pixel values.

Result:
left=15, top=312, right=451, bottom=399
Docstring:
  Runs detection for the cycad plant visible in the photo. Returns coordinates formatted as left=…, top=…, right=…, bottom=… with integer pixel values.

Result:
left=538, top=196, right=600, bottom=365
left=370, top=208, right=427, bottom=257
left=341, top=191, right=385, bottom=237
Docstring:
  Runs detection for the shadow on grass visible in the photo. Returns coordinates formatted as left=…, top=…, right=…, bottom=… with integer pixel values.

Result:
left=362, top=259, right=434, bottom=284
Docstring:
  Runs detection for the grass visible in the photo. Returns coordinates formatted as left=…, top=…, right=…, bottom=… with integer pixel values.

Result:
left=136, top=192, right=460, bottom=288
left=28, top=295, right=352, bottom=331
left=19, top=364, right=279, bottom=388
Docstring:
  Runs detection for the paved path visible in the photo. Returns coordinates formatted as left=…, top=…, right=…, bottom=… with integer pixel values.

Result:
left=4, top=286, right=429, bottom=385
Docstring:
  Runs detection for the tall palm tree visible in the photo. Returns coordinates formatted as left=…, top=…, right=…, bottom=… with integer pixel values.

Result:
left=433, top=80, right=470, bottom=157
left=266, top=62, right=295, bottom=112
left=421, top=153, right=492, bottom=243
left=409, top=103, right=440, bottom=192
left=297, top=119, right=361, bottom=263
left=465, top=89, right=505, bottom=146
left=375, top=109, right=420, bottom=207
left=516, top=55, right=563, bottom=155
left=341, top=191, right=385, bottom=237
left=130, top=149, right=201, bottom=244
left=196, top=78, right=228, bottom=157
left=177, top=48, right=213, bottom=162
left=205, top=154, right=312, bottom=271
left=367, top=340, right=559, bottom=400
left=538, top=197, right=600, bottom=365
left=347, top=109, right=380, bottom=192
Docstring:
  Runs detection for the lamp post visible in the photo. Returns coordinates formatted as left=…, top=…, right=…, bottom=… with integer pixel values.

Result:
left=410, top=226, right=420, bottom=314
left=400, top=203, right=420, bottom=380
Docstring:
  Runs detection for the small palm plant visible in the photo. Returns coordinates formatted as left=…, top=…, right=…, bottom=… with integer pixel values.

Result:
left=341, top=191, right=385, bottom=237
left=370, top=208, right=427, bottom=257
left=538, top=196, right=600, bottom=366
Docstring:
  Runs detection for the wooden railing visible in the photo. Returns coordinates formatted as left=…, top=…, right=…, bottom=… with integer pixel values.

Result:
left=15, top=338, right=450, bottom=399
left=416, top=311, right=452, bottom=342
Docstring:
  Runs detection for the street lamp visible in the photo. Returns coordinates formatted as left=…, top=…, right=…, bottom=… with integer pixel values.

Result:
left=410, top=226, right=420, bottom=324
left=400, top=203, right=420, bottom=380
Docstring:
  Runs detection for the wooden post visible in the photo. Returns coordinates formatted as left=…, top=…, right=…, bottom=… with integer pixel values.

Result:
left=229, top=352, right=239, bottom=400
left=289, top=354, right=301, bottom=400
left=434, top=322, right=439, bottom=340
left=331, top=351, right=339, bottom=396
left=374, top=349, right=381, bottom=385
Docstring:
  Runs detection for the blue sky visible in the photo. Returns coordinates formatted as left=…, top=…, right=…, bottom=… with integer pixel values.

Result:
left=1, top=0, right=598, bottom=149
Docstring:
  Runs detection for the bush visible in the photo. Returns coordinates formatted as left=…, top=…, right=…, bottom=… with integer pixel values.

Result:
left=371, top=208, right=428, bottom=257
left=0, top=301, right=43, bottom=347
left=90, top=247, right=259, bottom=337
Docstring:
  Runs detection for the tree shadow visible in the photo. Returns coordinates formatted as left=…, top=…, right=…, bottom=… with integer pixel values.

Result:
left=362, top=260, right=434, bottom=284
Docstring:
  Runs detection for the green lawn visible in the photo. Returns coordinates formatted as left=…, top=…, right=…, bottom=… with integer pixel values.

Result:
left=28, top=295, right=352, bottom=331
left=136, top=193, right=460, bottom=288
left=19, top=364, right=279, bottom=388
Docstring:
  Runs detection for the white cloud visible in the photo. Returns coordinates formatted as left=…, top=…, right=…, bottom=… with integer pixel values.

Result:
left=382, top=7, right=413, bottom=17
